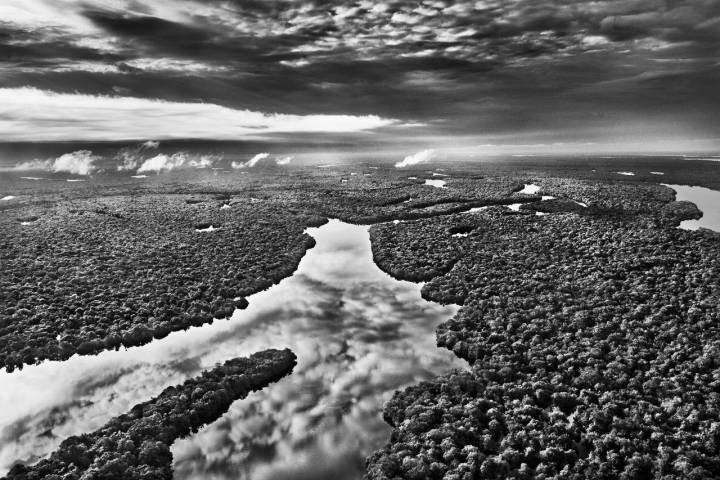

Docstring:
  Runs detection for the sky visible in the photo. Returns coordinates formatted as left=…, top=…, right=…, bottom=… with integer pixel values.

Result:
left=1, top=0, right=719, bottom=155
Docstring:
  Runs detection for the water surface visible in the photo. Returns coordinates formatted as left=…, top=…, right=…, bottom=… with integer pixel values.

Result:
left=424, top=179, right=446, bottom=188
left=664, top=184, right=720, bottom=232
left=518, top=183, right=540, bottom=194
left=0, top=220, right=462, bottom=480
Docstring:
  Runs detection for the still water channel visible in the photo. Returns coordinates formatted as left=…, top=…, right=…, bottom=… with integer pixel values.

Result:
left=0, top=220, right=463, bottom=479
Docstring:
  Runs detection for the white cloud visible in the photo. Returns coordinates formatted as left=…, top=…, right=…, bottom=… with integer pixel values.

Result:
left=231, top=153, right=289, bottom=169
left=54, top=150, right=98, bottom=175
left=245, top=153, right=270, bottom=168
left=0, top=1, right=96, bottom=35
left=0, top=1, right=223, bottom=38
left=189, top=155, right=218, bottom=168
left=123, top=58, right=229, bottom=73
left=394, top=149, right=436, bottom=168
left=280, top=59, right=310, bottom=68
left=137, top=152, right=219, bottom=172
left=14, top=150, right=99, bottom=175
left=116, top=152, right=138, bottom=171
left=137, top=153, right=188, bottom=173
left=116, top=141, right=161, bottom=171
left=391, top=12, right=421, bottom=24
left=49, top=61, right=120, bottom=74
left=137, top=152, right=219, bottom=173
left=290, top=44, right=328, bottom=53
left=582, top=35, right=609, bottom=47
left=400, top=49, right=437, bottom=58
left=14, top=159, right=50, bottom=171
left=0, top=88, right=397, bottom=142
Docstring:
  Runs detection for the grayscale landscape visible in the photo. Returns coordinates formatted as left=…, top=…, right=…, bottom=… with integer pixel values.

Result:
left=1, top=2, right=719, bottom=479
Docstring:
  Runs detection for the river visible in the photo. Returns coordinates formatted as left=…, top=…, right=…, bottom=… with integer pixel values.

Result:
left=0, top=220, right=462, bottom=479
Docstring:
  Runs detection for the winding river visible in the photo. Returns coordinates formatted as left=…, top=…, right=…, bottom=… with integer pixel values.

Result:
left=0, top=220, right=463, bottom=479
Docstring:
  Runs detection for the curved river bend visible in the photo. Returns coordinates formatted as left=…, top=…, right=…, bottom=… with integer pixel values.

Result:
left=0, top=220, right=463, bottom=480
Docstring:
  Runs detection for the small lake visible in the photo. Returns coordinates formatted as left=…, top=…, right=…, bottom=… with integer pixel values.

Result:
left=664, top=184, right=720, bottom=232
left=0, top=220, right=463, bottom=479
left=424, top=179, right=446, bottom=188
left=518, top=183, right=540, bottom=195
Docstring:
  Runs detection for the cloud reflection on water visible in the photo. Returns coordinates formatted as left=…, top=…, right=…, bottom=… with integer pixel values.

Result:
left=173, top=220, right=463, bottom=479
left=0, top=220, right=463, bottom=479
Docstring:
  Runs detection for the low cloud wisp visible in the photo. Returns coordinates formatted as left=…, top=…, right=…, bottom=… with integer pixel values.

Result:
left=136, top=152, right=220, bottom=173
left=395, top=149, right=436, bottom=168
left=117, top=141, right=160, bottom=171
left=231, top=153, right=292, bottom=169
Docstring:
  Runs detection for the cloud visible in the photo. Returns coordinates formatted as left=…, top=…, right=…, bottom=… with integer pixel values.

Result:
left=117, top=152, right=138, bottom=171
left=136, top=152, right=219, bottom=173
left=395, top=149, right=436, bottom=168
left=14, top=150, right=99, bottom=175
left=280, top=59, right=310, bottom=68
left=137, top=153, right=187, bottom=173
left=231, top=153, right=291, bottom=169
left=53, top=150, right=98, bottom=175
left=234, top=153, right=269, bottom=169
left=116, top=141, right=160, bottom=171
left=0, top=1, right=718, bottom=149
left=121, top=58, right=230, bottom=73
left=13, top=159, right=50, bottom=171
left=0, top=88, right=397, bottom=142
left=188, top=155, right=217, bottom=169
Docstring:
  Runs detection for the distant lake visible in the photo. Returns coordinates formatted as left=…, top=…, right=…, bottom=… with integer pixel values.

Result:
left=664, top=184, right=720, bottom=232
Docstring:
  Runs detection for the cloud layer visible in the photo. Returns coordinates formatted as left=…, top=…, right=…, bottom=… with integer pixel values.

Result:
left=0, top=88, right=396, bottom=141
left=0, top=1, right=718, bottom=149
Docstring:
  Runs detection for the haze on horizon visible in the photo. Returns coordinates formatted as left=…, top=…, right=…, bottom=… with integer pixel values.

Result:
left=1, top=0, right=719, bottom=156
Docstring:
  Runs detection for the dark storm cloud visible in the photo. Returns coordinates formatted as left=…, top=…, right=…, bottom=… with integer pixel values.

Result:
left=0, top=0, right=718, bottom=148
left=84, top=11, right=209, bottom=40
